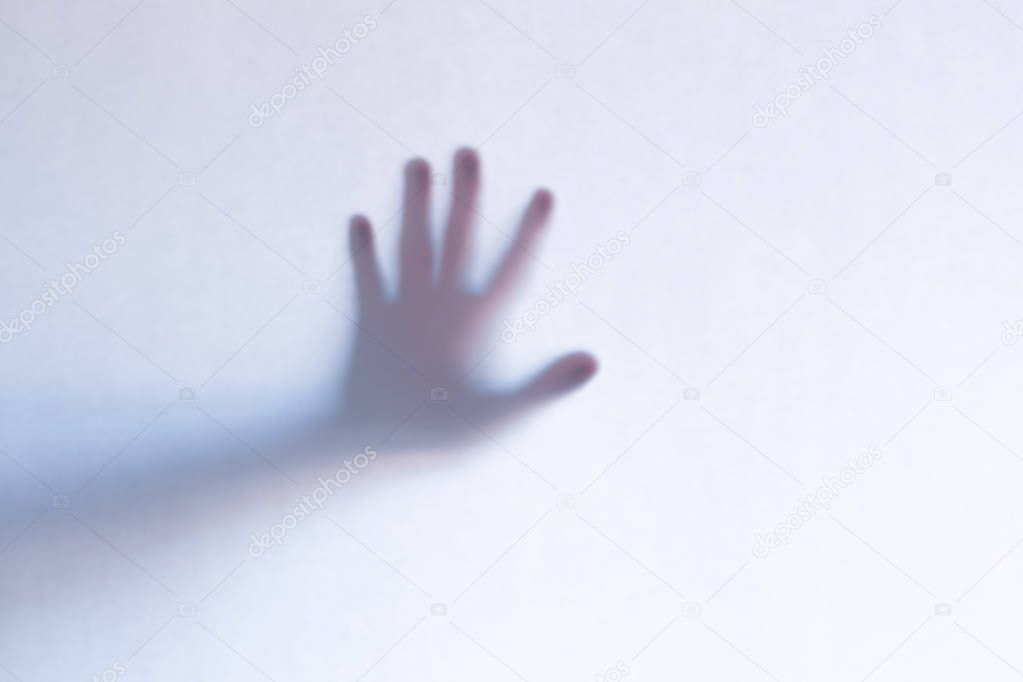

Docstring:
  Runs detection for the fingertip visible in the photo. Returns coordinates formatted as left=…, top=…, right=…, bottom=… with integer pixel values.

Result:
left=536, top=352, right=598, bottom=398
left=534, top=188, right=553, bottom=212
left=563, top=351, right=598, bottom=386
left=405, top=157, right=429, bottom=174
left=525, top=189, right=553, bottom=228
left=349, top=215, right=372, bottom=249
left=405, top=158, right=430, bottom=187
left=454, top=147, right=479, bottom=179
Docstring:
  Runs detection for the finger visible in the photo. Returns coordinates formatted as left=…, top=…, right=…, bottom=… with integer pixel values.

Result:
left=486, top=189, right=552, bottom=302
left=439, top=147, right=481, bottom=288
left=349, top=215, right=384, bottom=308
left=505, top=352, right=598, bottom=408
left=398, top=158, right=433, bottom=296
left=459, top=352, right=597, bottom=433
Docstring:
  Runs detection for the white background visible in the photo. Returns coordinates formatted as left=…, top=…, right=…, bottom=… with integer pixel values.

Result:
left=2, top=0, right=1023, bottom=680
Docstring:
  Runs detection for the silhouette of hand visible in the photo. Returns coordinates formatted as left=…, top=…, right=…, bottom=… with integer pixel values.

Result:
left=338, top=148, right=597, bottom=449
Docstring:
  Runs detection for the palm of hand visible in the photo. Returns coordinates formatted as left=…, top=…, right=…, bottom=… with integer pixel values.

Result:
left=338, top=149, right=596, bottom=449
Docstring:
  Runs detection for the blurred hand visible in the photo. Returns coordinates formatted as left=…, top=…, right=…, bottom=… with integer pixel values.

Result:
left=338, top=148, right=597, bottom=448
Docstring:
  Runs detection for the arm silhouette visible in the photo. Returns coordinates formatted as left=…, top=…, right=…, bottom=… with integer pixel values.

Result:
left=2, top=148, right=597, bottom=605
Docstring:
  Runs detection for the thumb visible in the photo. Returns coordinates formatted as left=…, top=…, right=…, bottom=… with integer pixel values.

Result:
left=458, top=352, right=598, bottom=436
left=508, top=351, right=598, bottom=407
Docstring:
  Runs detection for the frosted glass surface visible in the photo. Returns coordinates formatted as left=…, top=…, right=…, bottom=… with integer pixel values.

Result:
left=2, top=1, right=1023, bottom=680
